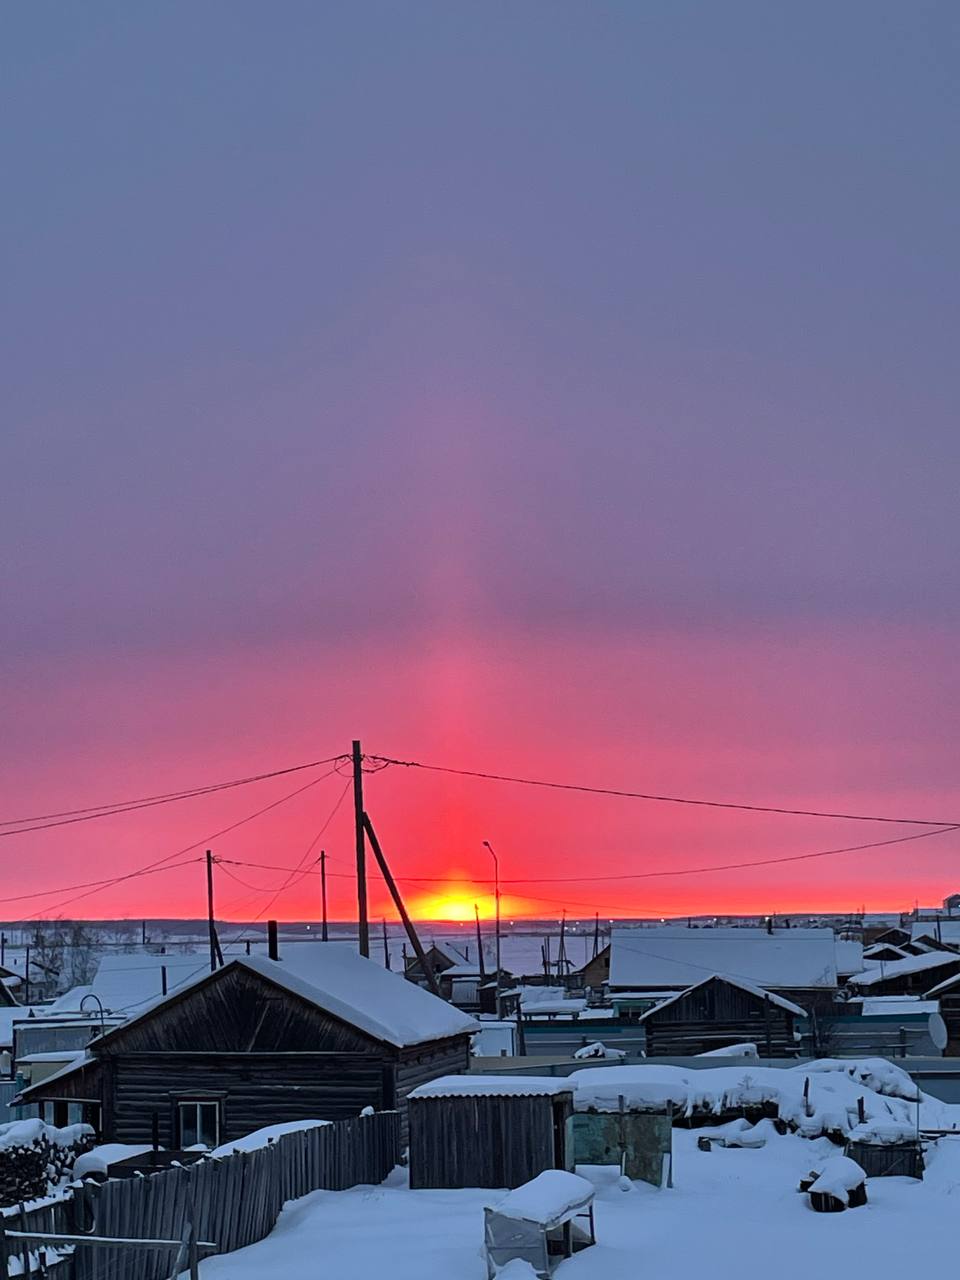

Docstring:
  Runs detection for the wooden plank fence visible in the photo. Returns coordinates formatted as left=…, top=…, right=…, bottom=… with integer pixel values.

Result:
left=1, top=1111, right=400, bottom=1279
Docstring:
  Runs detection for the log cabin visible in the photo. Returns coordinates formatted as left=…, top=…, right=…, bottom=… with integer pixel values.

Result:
left=16, top=949, right=476, bottom=1147
left=637, top=974, right=805, bottom=1057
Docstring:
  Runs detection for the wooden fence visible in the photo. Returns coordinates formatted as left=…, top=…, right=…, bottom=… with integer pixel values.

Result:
left=1, top=1111, right=400, bottom=1279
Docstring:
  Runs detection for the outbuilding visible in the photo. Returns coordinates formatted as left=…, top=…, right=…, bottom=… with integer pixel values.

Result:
left=408, top=1075, right=575, bottom=1189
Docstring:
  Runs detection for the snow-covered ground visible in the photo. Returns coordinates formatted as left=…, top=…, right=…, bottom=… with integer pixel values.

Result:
left=192, top=1129, right=960, bottom=1279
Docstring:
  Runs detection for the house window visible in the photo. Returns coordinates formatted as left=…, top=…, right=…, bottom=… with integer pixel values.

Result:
left=177, top=1100, right=220, bottom=1149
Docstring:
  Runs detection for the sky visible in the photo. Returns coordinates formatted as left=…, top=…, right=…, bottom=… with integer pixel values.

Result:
left=1, top=2, right=958, bottom=924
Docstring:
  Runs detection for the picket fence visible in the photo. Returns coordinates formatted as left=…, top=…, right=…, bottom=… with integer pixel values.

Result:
left=1, top=1111, right=400, bottom=1279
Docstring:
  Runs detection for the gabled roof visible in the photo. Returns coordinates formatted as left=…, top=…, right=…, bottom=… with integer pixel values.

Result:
left=92, top=950, right=478, bottom=1051
left=848, top=950, right=960, bottom=988
left=923, top=969, right=960, bottom=998
left=609, top=927, right=838, bottom=990
left=637, top=974, right=807, bottom=1022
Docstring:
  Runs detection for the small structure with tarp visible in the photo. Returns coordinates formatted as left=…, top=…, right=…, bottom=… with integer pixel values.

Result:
left=483, top=1169, right=596, bottom=1279
left=572, top=1096, right=672, bottom=1186
left=408, top=1076, right=574, bottom=1190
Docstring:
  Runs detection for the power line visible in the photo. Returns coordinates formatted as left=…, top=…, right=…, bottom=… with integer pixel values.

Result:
left=223, top=779, right=353, bottom=949
left=0, top=755, right=347, bottom=837
left=7, top=769, right=339, bottom=925
left=370, top=754, right=960, bottom=827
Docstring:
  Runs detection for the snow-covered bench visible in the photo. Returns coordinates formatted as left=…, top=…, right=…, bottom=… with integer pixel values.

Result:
left=483, top=1170, right=596, bottom=1279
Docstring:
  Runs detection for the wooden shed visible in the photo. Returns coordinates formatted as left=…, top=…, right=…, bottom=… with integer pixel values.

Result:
left=408, top=1075, right=575, bottom=1189
left=637, top=974, right=805, bottom=1057
left=16, top=950, right=476, bottom=1147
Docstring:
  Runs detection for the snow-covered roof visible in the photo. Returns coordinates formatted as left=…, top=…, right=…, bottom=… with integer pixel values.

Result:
left=609, top=927, right=838, bottom=990
left=835, top=940, right=864, bottom=974
left=862, top=943, right=910, bottom=961
left=848, top=950, right=960, bottom=987
left=854, top=998, right=939, bottom=1018
left=637, top=974, right=806, bottom=1021
left=91, top=954, right=215, bottom=1016
left=911, top=920, right=960, bottom=945
left=409, top=1074, right=573, bottom=1100
left=96, top=950, right=478, bottom=1051
left=923, top=969, right=960, bottom=998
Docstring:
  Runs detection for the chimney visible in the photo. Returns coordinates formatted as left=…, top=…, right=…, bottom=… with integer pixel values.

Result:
left=268, top=920, right=279, bottom=961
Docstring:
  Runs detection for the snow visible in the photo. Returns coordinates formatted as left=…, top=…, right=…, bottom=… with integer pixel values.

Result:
left=609, top=927, right=838, bottom=990
left=209, top=1119, right=332, bottom=1158
left=807, top=1155, right=865, bottom=1203
left=190, top=1130, right=960, bottom=1280
left=698, top=1043, right=759, bottom=1060
left=410, top=1075, right=573, bottom=1100
left=0, top=1119, right=92, bottom=1150
left=73, top=1144, right=155, bottom=1178
left=472, top=1022, right=516, bottom=1056
left=566, top=1058, right=944, bottom=1137
left=636, top=975, right=807, bottom=1021
left=848, top=950, right=960, bottom=986
left=490, top=1170, right=594, bottom=1226
left=573, top=1042, right=626, bottom=1061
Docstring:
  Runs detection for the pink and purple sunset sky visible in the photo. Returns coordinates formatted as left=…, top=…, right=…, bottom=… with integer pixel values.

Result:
left=2, top=3, right=958, bottom=922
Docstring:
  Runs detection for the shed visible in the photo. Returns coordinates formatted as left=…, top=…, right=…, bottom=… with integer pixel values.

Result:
left=637, top=975, right=805, bottom=1057
left=16, top=950, right=476, bottom=1147
left=408, top=1075, right=574, bottom=1189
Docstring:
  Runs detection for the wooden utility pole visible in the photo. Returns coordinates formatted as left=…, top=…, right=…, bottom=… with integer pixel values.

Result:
left=352, top=740, right=369, bottom=957
left=593, top=913, right=600, bottom=959
left=362, top=813, right=440, bottom=995
left=320, top=849, right=329, bottom=941
left=382, top=919, right=390, bottom=968
left=475, top=904, right=486, bottom=981
left=205, top=850, right=222, bottom=973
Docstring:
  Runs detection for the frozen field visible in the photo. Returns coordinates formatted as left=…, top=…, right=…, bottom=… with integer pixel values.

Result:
left=193, top=1126, right=960, bottom=1280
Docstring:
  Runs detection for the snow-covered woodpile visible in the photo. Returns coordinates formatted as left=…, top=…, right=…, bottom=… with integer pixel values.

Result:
left=0, top=1118, right=94, bottom=1207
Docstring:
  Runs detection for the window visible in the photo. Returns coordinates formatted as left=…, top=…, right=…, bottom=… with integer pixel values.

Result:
left=177, top=1100, right=220, bottom=1149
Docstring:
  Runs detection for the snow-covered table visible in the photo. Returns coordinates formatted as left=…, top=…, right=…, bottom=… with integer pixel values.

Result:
left=483, top=1170, right=596, bottom=1279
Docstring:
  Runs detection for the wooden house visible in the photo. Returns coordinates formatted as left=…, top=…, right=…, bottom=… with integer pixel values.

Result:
left=16, top=950, right=476, bottom=1146
left=408, top=1075, right=575, bottom=1189
left=637, top=975, right=805, bottom=1057
left=848, top=950, right=960, bottom=999
left=404, top=940, right=469, bottom=989
left=925, top=970, right=960, bottom=1054
left=0, top=966, right=19, bottom=1008
left=568, top=945, right=610, bottom=995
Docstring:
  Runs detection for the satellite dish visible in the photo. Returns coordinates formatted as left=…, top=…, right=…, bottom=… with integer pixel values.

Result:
left=928, top=1012, right=948, bottom=1051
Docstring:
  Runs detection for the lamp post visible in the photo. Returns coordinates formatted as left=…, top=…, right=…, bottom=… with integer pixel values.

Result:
left=482, top=840, right=501, bottom=1019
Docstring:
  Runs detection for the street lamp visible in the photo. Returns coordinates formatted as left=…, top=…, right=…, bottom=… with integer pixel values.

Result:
left=482, top=840, right=501, bottom=1019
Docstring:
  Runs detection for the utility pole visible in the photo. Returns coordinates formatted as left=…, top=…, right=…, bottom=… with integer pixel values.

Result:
left=592, top=913, right=600, bottom=960
left=0, top=932, right=5, bottom=967
left=482, top=841, right=502, bottom=1018
left=382, top=919, right=390, bottom=968
left=206, top=850, right=219, bottom=973
left=320, top=849, right=329, bottom=942
left=352, top=740, right=369, bottom=957
left=475, top=904, right=486, bottom=981
left=362, top=813, right=440, bottom=996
